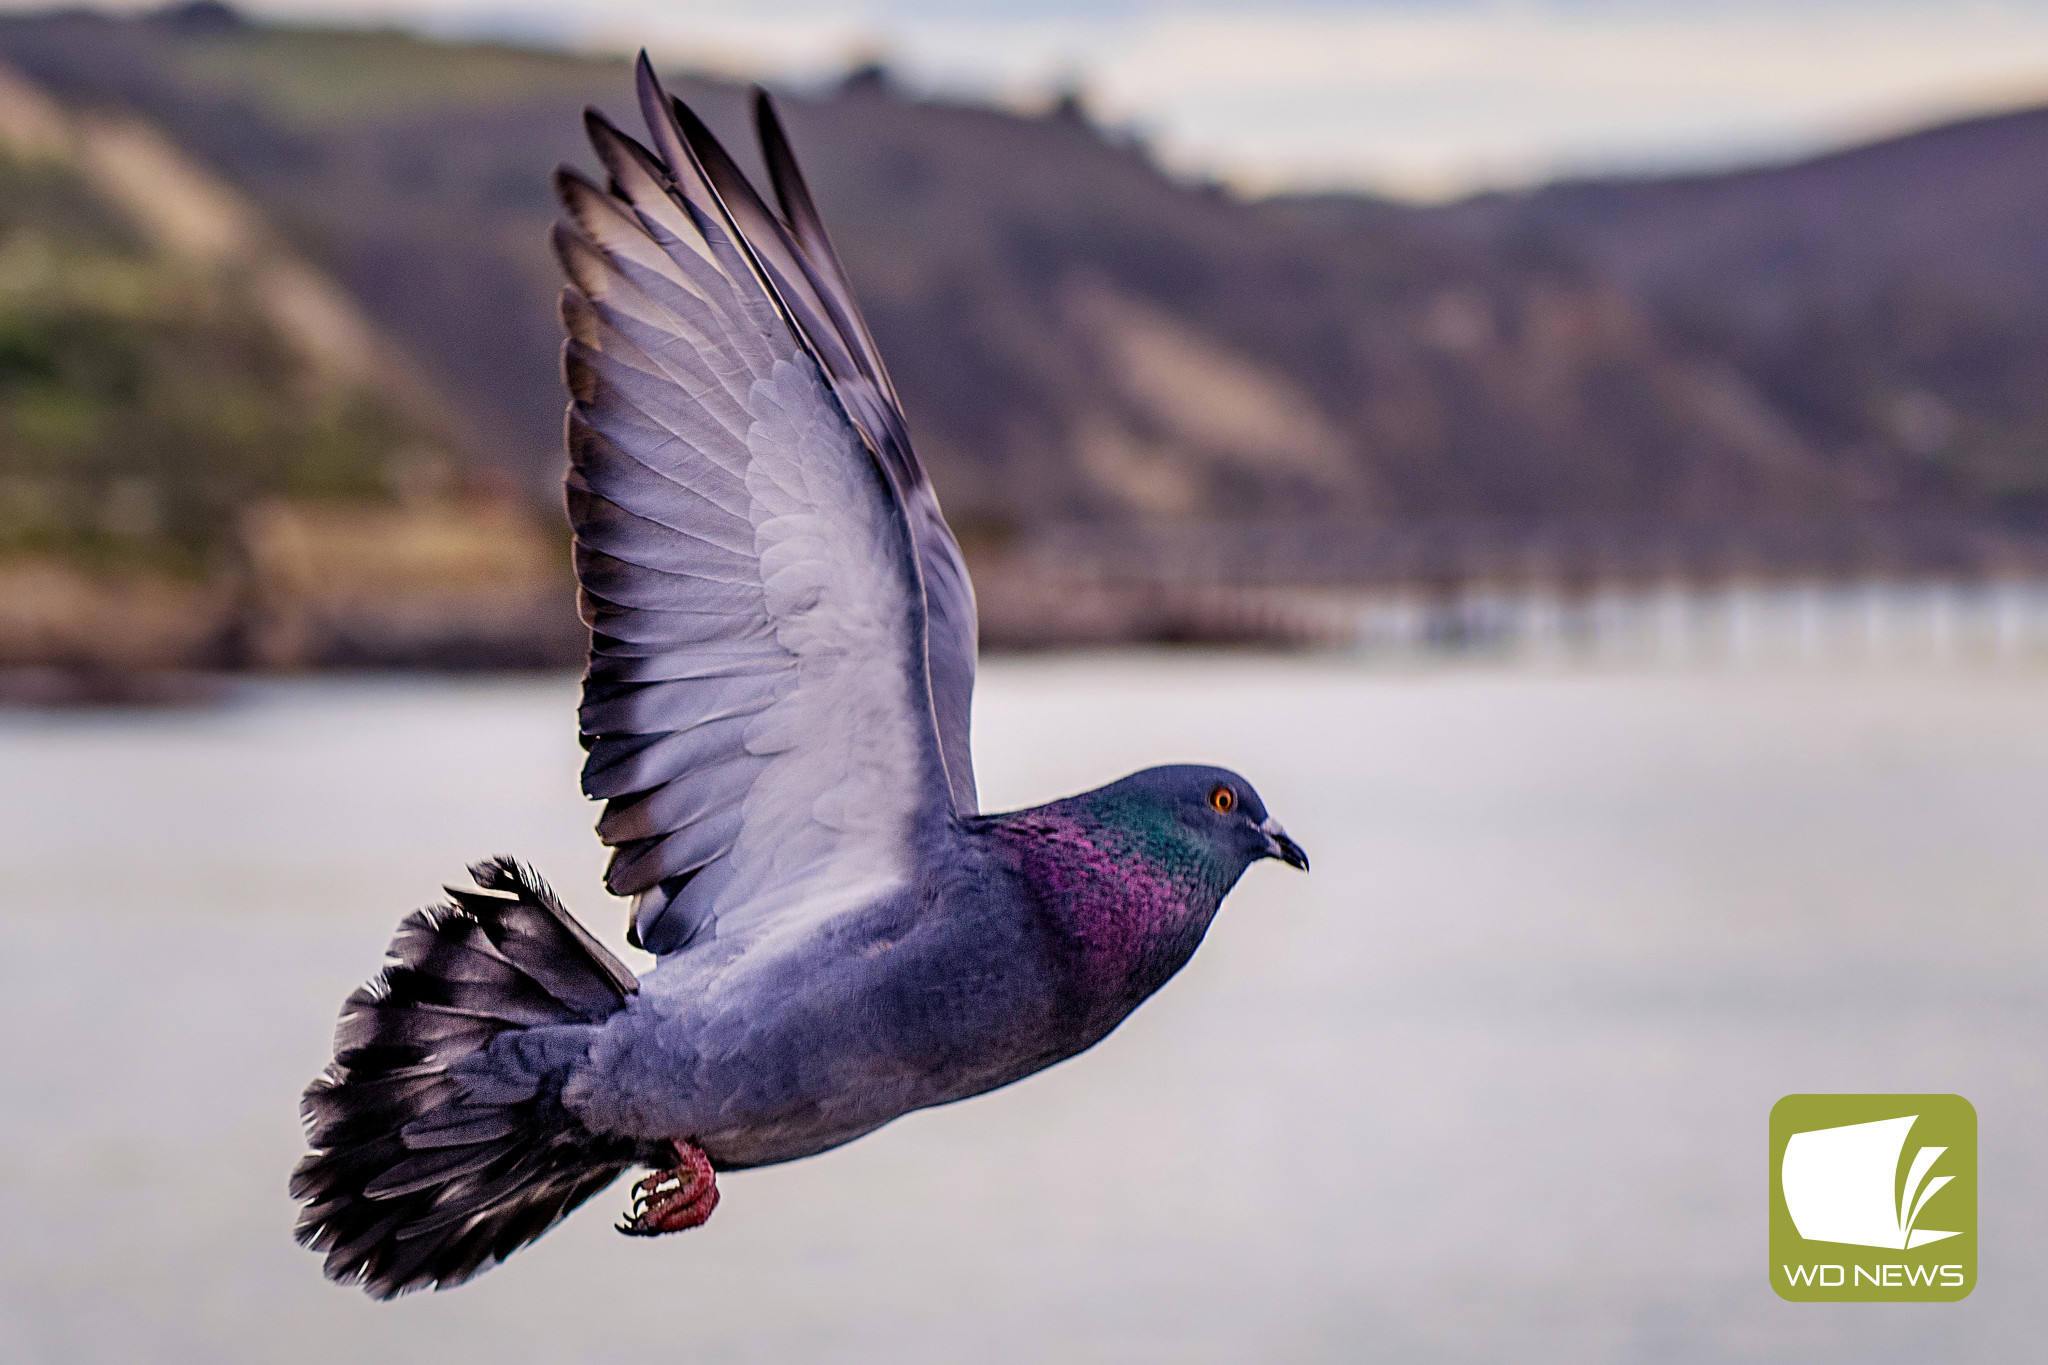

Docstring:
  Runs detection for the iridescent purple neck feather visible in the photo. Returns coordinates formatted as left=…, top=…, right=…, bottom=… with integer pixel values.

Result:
left=991, top=791, right=1242, bottom=1025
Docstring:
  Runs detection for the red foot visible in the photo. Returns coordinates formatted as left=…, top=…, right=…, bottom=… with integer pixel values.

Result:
left=617, top=1141, right=719, bottom=1236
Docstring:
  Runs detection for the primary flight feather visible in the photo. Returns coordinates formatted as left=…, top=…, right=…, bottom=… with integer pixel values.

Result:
left=292, top=55, right=1308, bottom=1299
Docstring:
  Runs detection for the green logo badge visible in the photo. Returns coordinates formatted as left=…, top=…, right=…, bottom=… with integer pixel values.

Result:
left=1770, top=1094, right=1975, bottom=1301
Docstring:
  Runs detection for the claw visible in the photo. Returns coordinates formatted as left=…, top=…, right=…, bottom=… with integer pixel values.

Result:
left=617, top=1140, right=720, bottom=1236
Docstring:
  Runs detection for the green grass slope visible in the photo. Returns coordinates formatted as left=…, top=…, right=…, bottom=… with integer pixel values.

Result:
left=0, top=148, right=406, bottom=575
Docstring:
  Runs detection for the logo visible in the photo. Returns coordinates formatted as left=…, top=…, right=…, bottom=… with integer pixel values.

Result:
left=1770, top=1094, right=1975, bottom=1301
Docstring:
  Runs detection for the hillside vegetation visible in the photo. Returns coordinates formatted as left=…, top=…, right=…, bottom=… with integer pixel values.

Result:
left=0, top=149, right=404, bottom=575
left=0, top=51, right=572, bottom=674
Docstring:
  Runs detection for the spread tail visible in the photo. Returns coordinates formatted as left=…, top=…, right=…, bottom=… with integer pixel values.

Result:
left=292, top=858, right=652, bottom=1298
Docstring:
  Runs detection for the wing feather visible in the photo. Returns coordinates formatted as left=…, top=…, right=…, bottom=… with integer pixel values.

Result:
left=557, top=57, right=975, bottom=956
left=749, top=92, right=980, bottom=812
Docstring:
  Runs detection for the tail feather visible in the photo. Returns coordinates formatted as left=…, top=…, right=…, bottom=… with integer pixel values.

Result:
left=293, top=858, right=650, bottom=1299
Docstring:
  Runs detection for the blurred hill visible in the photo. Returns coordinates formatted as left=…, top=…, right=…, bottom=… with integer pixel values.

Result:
left=0, top=40, right=576, bottom=677
left=0, top=5, right=1870, bottom=526
left=3, top=4, right=2046, bottom=666
left=1403, top=106, right=2048, bottom=526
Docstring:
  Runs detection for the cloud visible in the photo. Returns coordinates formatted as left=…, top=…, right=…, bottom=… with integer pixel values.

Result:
left=71, top=0, right=2048, bottom=195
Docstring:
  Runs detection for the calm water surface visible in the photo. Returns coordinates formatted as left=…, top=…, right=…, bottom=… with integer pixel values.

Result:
left=2, top=656, right=2044, bottom=1363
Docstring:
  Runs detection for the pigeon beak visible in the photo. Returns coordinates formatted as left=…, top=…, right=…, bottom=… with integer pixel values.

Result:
left=1259, top=817, right=1309, bottom=872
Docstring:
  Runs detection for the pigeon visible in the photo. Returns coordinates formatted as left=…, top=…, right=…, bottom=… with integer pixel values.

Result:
left=291, top=54, right=1308, bottom=1300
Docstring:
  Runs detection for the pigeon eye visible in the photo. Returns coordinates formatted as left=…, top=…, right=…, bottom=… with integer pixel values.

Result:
left=1209, top=786, right=1235, bottom=813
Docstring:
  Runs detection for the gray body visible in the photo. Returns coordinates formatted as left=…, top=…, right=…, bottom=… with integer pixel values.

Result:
left=570, top=827, right=1056, bottom=1167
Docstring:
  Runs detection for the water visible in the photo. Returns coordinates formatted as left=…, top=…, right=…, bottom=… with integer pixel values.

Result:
left=1, top=656, right=2044, bottom=1362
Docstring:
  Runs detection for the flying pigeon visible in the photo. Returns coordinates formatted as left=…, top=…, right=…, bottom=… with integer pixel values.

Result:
left=291, top=54, right=1308, bottom=1300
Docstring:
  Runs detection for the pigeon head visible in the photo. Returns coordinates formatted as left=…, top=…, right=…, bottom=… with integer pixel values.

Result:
left=1100, top=764, right=1309, bottom=881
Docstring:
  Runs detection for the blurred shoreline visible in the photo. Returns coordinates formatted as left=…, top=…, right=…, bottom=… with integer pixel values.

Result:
left=9, top=563, right=2047, bottom=708
left=10, top=499, right=2048, bottom=704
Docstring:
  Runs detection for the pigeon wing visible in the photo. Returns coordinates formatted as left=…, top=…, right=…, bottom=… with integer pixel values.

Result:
left=642, top=66, right=977, bottom=816
left=556, top=57, right=968, bottom=956
left=748, top=90, right=978, bottom=814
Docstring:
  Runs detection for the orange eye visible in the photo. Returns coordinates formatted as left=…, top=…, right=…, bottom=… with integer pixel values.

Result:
left=1209, top=786, right=1235, bottom=813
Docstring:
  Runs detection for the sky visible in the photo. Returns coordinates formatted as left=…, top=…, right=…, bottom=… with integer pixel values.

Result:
left=25, top=1, right=2048, bottom=197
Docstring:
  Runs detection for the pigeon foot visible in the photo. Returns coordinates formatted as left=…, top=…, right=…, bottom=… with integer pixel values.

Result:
left=618, top=1141, right=719, bottom=1235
